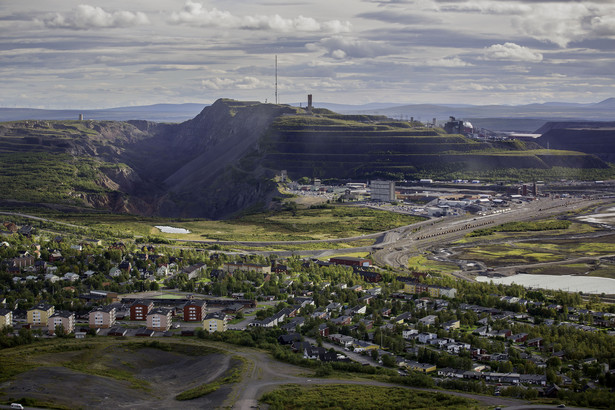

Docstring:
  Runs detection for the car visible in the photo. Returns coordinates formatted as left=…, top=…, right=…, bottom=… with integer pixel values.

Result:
left=11, top=404, right=24, bottom=410
left=557, top=405, right=566, bottom=408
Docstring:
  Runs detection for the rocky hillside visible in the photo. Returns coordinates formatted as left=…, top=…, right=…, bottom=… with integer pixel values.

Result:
left=0, top=100, right=611, bottom=218
left=536, top=122, right=615, bottom=163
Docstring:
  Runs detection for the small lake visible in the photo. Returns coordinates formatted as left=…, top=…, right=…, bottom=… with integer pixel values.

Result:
left=155, top=225, right=191, bottom=234
left=476, top=274, right=615, bottom=294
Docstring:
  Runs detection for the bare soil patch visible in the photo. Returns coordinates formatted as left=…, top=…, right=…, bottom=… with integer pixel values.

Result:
left=0, top=342, right=236, bottom=409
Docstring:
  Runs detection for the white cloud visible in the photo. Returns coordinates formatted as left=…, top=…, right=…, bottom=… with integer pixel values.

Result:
left=306, top=36, right=397, bottom=59
left=483, top=43, right=543, bottom=62
left=41, top=5, right=149, bottom=30
left=201, top=76, right=266, bottom=90
left=424, top=57, right=472, bottom=67
left=170, top=1, right=351, bottom=33
left=511, top=3, right=602, bottom=47
left=591, top=15, right=615, bottom=36
left=439, top=1, right=531, bottom=15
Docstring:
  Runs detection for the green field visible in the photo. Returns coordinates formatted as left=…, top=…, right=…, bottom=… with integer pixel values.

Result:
left=259, top=384, right=483, bottom=409
left=407, top=255, right=459, bottom=274
left=457, top=235, right=615, bottom=267
left=45, top=206, right=424, bottom=242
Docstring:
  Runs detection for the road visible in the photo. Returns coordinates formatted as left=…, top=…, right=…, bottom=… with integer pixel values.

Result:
left=201, top=341, right=533, bottom=410
left=372, top=197, right=608, bottom=270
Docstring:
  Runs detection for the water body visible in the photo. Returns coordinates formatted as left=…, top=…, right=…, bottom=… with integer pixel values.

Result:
left=577, top=207, right=615, bottom=226
left=155, top=225, right=191, bottom=234
left=476, top=274, right=615, bottom=294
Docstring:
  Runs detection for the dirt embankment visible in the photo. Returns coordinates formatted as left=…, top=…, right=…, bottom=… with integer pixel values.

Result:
left=0, top=344, right=238, bottom=409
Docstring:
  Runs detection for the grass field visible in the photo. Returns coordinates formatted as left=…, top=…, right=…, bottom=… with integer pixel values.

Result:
left=259, top=384, right=483, bottom=409
left=407, top=255, right=459, bottom=274
left=457, top=235, right=615, bottom=267
left=44, top=206, right=424, bottom=242
left=454, top=221, right=597, bottom=245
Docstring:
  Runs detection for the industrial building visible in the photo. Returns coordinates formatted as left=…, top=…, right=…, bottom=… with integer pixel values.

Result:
left=370, top=180, right=396, bottom=202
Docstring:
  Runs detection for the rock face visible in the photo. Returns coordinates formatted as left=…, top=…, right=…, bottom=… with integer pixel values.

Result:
left=0, top=100, right=611, bottom=219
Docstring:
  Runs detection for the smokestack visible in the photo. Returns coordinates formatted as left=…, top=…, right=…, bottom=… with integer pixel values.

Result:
left=307, top=94, right=313, bottom=113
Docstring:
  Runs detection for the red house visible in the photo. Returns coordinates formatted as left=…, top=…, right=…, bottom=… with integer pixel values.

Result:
left=130, top=300, right=153, bottom=321
left=184, top=300, right=207, bottom=322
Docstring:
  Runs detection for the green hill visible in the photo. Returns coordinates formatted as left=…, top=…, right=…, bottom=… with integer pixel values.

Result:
left=0, top=100, right=611, bottom=218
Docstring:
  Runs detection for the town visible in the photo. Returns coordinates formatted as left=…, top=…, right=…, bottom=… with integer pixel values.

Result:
left=2, top=207, right=615, bottom=408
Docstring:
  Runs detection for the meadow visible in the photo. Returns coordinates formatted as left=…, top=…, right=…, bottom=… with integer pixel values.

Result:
left=44, top=206, right=424, bottom=242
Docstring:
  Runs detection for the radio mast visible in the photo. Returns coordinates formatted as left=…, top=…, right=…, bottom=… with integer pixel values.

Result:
left=275, top=55, right=278, bottom=104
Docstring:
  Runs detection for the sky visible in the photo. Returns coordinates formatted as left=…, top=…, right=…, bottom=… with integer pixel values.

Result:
left=1, top=0, right=614, bottom=109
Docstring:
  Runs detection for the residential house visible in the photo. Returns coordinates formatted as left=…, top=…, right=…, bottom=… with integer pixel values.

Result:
left=328, top=333, right=354, bottom=348
left=417, top=332, right=437, bottom=344
left=63, top=272, right=80, bottom=282
left=182, top=263, right=206, bottom=279
left=419, top=315, right=437, bottom=326
left=402, top=329, right=419, bottom=339
left=442, top=319, right=460, bottom=331
left=526, top=337, right=543, bottom=348
left=402, top=360, right=437, bottom=373
left=130, top=300, right=154, bottom=321
left=278, top=333, right=301, bottom=345
left=147, top=307, right=173, bottom=332
left=48, top=310, right=75, bottom=335
left=203, top=312, right=227, bottom=333
left=0, top=308, right=13, bottom=329
left=351, top=340, right=379, bottom=352
left=109, top=267, right=122, bottom=278
left=89, top=305, right=116, bottom=328
left=27, top=302, right=55, bottom=326
left=392, top=312, right=412, bottom=324
left=223, top=262, right=271, bottom=274
left=331, top=315, right=352, bottom=326
left=183, top=300, right=207, bottom=322
left=508, top=333, right=528, bottom=343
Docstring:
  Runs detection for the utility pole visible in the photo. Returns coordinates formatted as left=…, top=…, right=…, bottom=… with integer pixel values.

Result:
left=275, top=55, right=278, bottom=105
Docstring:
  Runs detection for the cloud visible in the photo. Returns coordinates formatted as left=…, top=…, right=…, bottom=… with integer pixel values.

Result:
left=201, top=76, right=266, bottom=90
left=170, top=1, right=351, bottom=33
left=591, top=15, right=615, bottom=36
left=306, top=36, right=397, bottom=59
left=357, top=10, right=440, bottom=25
left=438, top=1, right=531, bottom=15
left=483, top=42, right=543, bottom=62
left=424, top=57, right=472, bottom=67
left=41, top=5, right=149, bottom=30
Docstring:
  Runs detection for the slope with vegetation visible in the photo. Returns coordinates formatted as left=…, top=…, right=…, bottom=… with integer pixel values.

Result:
left=0, top=100, right=611, bottom=218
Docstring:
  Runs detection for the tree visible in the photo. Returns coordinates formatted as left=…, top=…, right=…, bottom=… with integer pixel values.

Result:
left=381, top=354, right=396, bottom=367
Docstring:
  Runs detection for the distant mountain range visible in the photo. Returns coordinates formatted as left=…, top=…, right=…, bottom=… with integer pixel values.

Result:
left=1, top=99, right=613, bottom=132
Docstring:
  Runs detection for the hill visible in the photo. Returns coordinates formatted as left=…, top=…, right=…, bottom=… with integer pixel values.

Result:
left=536, top=122, right=615, bottom=163
left=0, top=100, right=611, bottom=218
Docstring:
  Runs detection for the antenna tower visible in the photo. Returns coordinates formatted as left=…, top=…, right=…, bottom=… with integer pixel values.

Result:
left=275, top=55, right=278, bottom=104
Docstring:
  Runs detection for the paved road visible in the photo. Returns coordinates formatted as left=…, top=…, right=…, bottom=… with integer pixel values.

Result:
left=373, top=197, right=608, bottom=270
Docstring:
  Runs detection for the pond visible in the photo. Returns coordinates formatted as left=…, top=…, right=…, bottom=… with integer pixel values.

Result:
left=155, top=225, right=191, bottom=234
left=476, top=273, right=615, bottom=294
